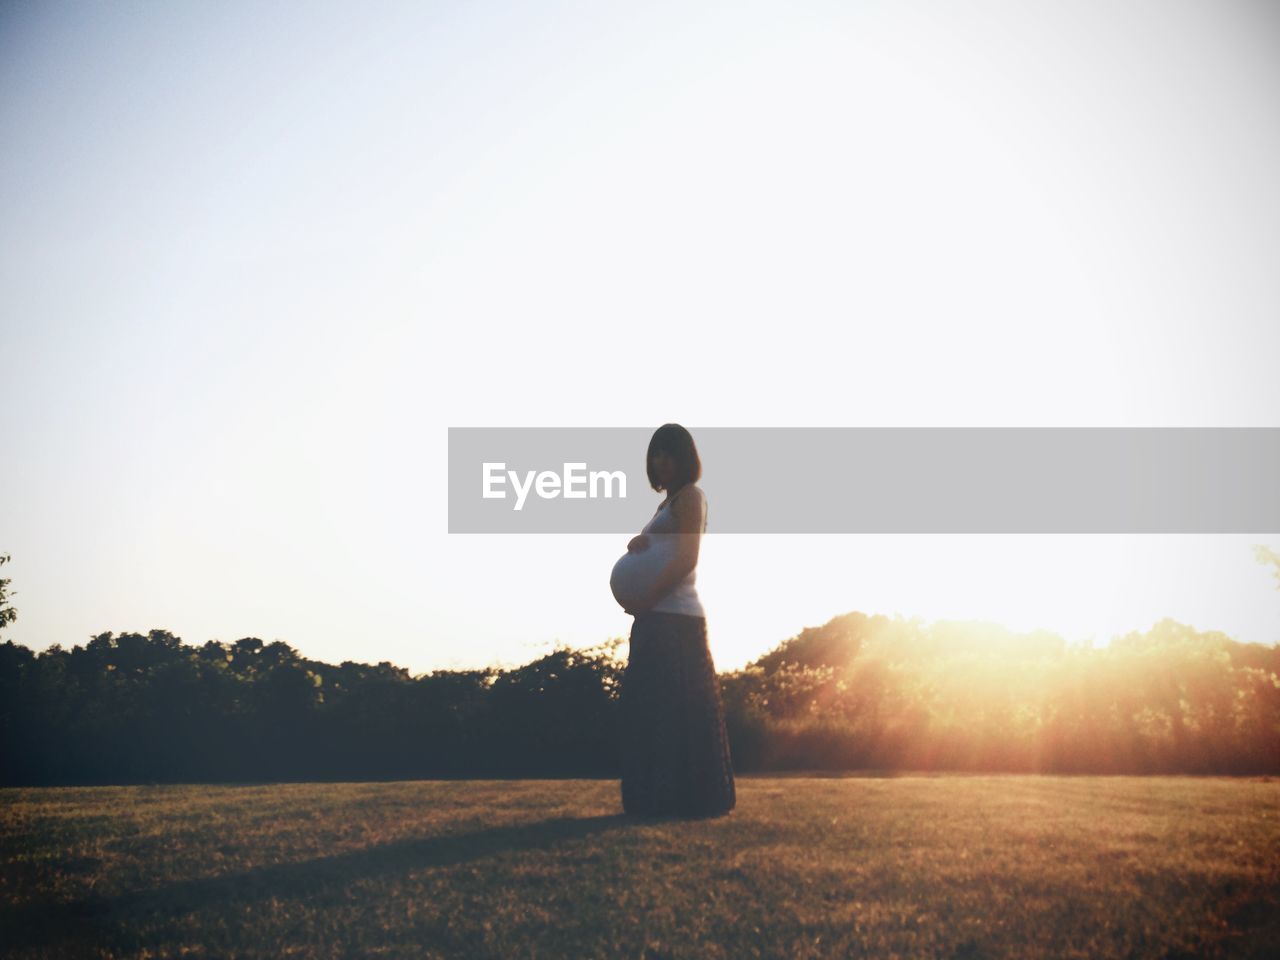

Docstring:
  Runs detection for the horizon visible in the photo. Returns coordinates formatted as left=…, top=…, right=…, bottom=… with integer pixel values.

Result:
left=6, top=601, right=1276, bottom=679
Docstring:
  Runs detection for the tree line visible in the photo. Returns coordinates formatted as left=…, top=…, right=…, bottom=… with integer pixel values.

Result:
left=1, top=611, right=1277, bottom=785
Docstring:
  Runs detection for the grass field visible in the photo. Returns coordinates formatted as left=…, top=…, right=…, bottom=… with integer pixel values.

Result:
left=2, top=775, right=1277, bottom=959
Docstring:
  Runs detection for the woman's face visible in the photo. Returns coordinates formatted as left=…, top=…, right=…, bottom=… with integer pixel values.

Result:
left=650, top=449, right=678, bottom=489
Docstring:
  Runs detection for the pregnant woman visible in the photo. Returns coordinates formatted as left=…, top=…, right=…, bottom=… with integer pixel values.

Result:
left=610, top=423, right=736, bottom=819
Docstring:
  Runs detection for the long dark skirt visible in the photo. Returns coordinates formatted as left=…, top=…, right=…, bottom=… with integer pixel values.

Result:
left=619, top=611, right=736, bottom=818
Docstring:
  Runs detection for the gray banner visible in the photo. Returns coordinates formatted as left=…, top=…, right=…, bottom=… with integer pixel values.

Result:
left=448, top=428, right=1280, bottom=533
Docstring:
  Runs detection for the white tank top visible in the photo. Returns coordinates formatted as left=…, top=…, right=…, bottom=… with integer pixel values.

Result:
left=640, top=485, right=707, bottom=618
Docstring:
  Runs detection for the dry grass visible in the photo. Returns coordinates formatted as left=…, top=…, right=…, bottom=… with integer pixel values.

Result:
left=2, top=775, right=1277, bottom=958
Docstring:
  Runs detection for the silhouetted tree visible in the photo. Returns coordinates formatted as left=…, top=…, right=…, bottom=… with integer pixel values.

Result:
left=0, top=554, right=17, bottom=632
left=1, top=612, right=1277, bottom=786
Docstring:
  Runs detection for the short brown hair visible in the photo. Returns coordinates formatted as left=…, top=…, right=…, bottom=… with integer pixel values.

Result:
left=645, top=423, right=702, bottom=492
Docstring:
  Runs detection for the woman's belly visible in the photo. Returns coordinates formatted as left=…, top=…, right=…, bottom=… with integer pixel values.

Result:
left=610, top=537, right=677, bottom=609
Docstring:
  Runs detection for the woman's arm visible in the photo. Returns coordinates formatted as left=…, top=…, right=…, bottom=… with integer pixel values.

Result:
left=626, top=487, right=705, bottom=615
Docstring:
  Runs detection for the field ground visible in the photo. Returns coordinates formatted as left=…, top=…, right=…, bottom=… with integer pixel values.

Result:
left=1, top=774, right=1278, bottom=958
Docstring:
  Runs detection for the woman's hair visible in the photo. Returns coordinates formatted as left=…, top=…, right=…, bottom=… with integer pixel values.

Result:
left=646, top=423, right=702, bottom=492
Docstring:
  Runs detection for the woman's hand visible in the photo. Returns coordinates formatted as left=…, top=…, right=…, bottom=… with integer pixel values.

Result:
left=627, top=533, right=650, bottom=553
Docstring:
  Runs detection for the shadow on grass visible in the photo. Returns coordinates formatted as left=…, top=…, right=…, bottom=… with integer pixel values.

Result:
left=5, top=812, right=635, bottom=953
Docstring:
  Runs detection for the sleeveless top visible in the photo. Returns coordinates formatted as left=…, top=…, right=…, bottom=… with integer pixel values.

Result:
left=640, top=484, right=708, bottom=618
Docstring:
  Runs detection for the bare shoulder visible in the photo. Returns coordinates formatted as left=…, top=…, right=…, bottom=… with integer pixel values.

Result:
left=674, top=483, right=705, bottom=506
left=671, top=483, right=707, bottom=528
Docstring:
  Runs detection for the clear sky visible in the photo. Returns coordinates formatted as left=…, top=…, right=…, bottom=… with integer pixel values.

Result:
left=2, top=0, right=1279, bottom=674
